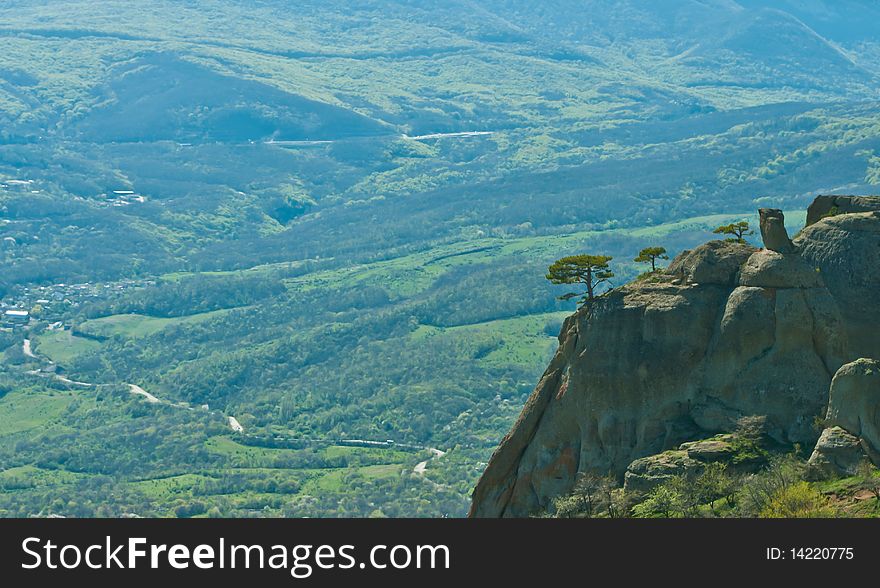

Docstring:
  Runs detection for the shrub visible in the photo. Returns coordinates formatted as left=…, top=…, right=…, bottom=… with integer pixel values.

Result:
left=632, top=484, right=681, bottom=518
left=760, top=482, right=835, bottom=518
left=738, top=454, right=808, bottom=516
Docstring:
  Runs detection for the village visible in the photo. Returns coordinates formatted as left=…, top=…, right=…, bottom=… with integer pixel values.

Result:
left=0, top=278, right=153, bottom=330
left=1, top=176, right=147, bottom=208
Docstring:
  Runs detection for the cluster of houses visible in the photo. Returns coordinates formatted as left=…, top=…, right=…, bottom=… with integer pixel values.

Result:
left=2, top=308, right=29, bottom=329
left=1, top=278, right=154, bottom=330
left=0, top=178, right=38, bottom=193
left=1, top=177, right=145, bottom=207
left=100, top=190, right=146, bottom=207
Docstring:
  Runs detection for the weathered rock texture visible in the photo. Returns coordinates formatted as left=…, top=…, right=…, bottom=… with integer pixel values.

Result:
left=624, top=450, right=701, bottom=494
left=797, top=211, right=880, bottom=360
left=470, top=197, right=880, bottom=518
left=759, top=208, right=794, bottom=253
left=808, top=358, right=880, bottom=478
left=805, top=195, right=880, bottom=227
left=807, top=426, right=865, bottom=480
left=623, top=435, right=737, bottom=494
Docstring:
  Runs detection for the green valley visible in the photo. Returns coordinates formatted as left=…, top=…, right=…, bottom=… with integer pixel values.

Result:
left=1, top=0, right=880, bottom=517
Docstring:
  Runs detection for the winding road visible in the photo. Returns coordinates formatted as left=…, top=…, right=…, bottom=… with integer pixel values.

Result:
left=21, top=337, right=243, bottom=430
left=413, top=447, right=446, bottom=475
left=264, top=130, right=494, bottom=147
left=228, top=416, right=244, bottom=433
left=21, top=339, right=442, bottom=447
left=128, top=383, right=160, bottom=403
left=22, top=339, right=37, bottom=359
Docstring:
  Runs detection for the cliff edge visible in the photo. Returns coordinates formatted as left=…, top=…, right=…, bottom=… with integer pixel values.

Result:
left=470, top=196, right=880, bottom=517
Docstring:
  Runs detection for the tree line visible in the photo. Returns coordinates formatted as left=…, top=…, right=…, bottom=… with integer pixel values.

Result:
left=546, top=220, right=754, bottom=305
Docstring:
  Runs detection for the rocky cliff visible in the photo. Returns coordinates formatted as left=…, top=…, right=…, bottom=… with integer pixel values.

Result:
left=470, top=196, right=880, bottom=517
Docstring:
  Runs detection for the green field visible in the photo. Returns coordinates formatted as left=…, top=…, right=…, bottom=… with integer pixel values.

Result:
left=78, top=308, right=236, bottom=339
left=413, top=312, right=569, bottom=369
left=34, top=330, right=101, bottom=365
left=0, top=465, right=85, bottom=491
left=0, top=389, right=75, bottom=436
left=305, top=464, right=406, bottom=493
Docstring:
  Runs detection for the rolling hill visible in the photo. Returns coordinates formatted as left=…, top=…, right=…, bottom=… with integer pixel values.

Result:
left=1, top=0, right=879, bottom=517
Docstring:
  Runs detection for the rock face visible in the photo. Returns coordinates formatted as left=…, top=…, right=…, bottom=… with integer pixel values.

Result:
left=623, top=451, right=701, bottom=495
left=623, top=436, right=737, bottom=494
left=805, top=195, right=880, bottom=227
left=808, top=358, right=880, bottom=478
left=680, top=437, right=735, bottom=462
left=666, top=240, right=754, bottom=286
left=797, top=211, right=880, bottom=360
left=758, top=208, right=794, bottom=253
left=470, top=197, right=879, bottom=518
left=807, top=426, right=865, bottom=480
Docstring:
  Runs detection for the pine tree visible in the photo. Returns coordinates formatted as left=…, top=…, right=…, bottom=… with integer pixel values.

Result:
left=713, top=221, right=753, bottom=243
left=634, top=246, right=668, bottom=272
left=546, top=254, right=614, bottom=304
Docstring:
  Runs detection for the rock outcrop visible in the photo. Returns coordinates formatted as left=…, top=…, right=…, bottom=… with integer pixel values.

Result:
left=807, top=426, right=865, bottom=480
left=758, top=208, right=794, bottom=253
left=808, top=358, right=880, bottom=478
left=624, top=451, right=702, bottom=494
left=797, top=211, right=880, bottom=359
left=805, top=195, right=880, bottom=227
left=470, top=196, right=880, bottom=517
left=622, top=435, right=738, bottom=494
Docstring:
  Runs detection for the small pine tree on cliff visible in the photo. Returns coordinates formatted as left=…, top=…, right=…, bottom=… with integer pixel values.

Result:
left=634, top=246, right=668, bottom=272
left=546, top=254, right=614, bottom=305
left=713, top=220, right=753, bottom=243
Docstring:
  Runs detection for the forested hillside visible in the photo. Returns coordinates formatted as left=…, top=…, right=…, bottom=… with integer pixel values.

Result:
left=1, top=0, right=879, bottom=517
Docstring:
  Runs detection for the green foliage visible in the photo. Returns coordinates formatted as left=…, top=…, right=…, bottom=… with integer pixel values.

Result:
left=736, top=453, right=808, bottom=516
left=633, top=246, right=668, bottom=272
left=2, top=0, right=880, bottom=518
left=633, top=484, right=682, bottom=518
left=546, top=254, right=614, bottom=304
left=554, top=473, right=611, bottom=518
left=553, top=473, right=631, bottom=518
left=760, top=482, right=835, bottom=518
left=35, top=331, right=101, bottom=365
left=856, top=459, right=880, bottom=502
left=713, top=221, right=754, bottom=243
left=730, top=415, right=771, bottom=465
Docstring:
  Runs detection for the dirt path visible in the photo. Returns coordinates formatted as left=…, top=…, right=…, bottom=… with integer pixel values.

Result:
left=404, top=131, right=494, bottom=140
left=128, top=384, right=160, bottom=403
left=23, top=338, right=169, bottom=402
left=22, top=341, right=433, bottom=461
left=228, top=416, right=244, bottom=433
left=413, top=448, right=446, bottom=475
left=54, top=374, right=94, bottom=388
left=22, top=339, right=37, bottom=359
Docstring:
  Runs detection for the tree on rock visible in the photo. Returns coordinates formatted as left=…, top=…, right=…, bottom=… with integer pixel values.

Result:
left=546, top=254, right=614, bottom=304
left=713, top=220, right=753, bottom=243
left=634, top=246, right=668, bottom=272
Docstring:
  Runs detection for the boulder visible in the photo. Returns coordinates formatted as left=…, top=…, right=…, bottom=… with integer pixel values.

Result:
left=759, top=208, right=795, bottom=253
left=824, top=359, right=880, bottom=460
left=807, top=426, right=865, bottom=480
left=797, top=212, right=880, bottom=359
left=623, top=451, right=702, bottom=494
left=665, top=240, right=755, bottom=286
left=806, top=195, right=880, bottom=227
left=738, top=249, right=823, bottom=289
left=680, top=437, right=735, bottom=462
